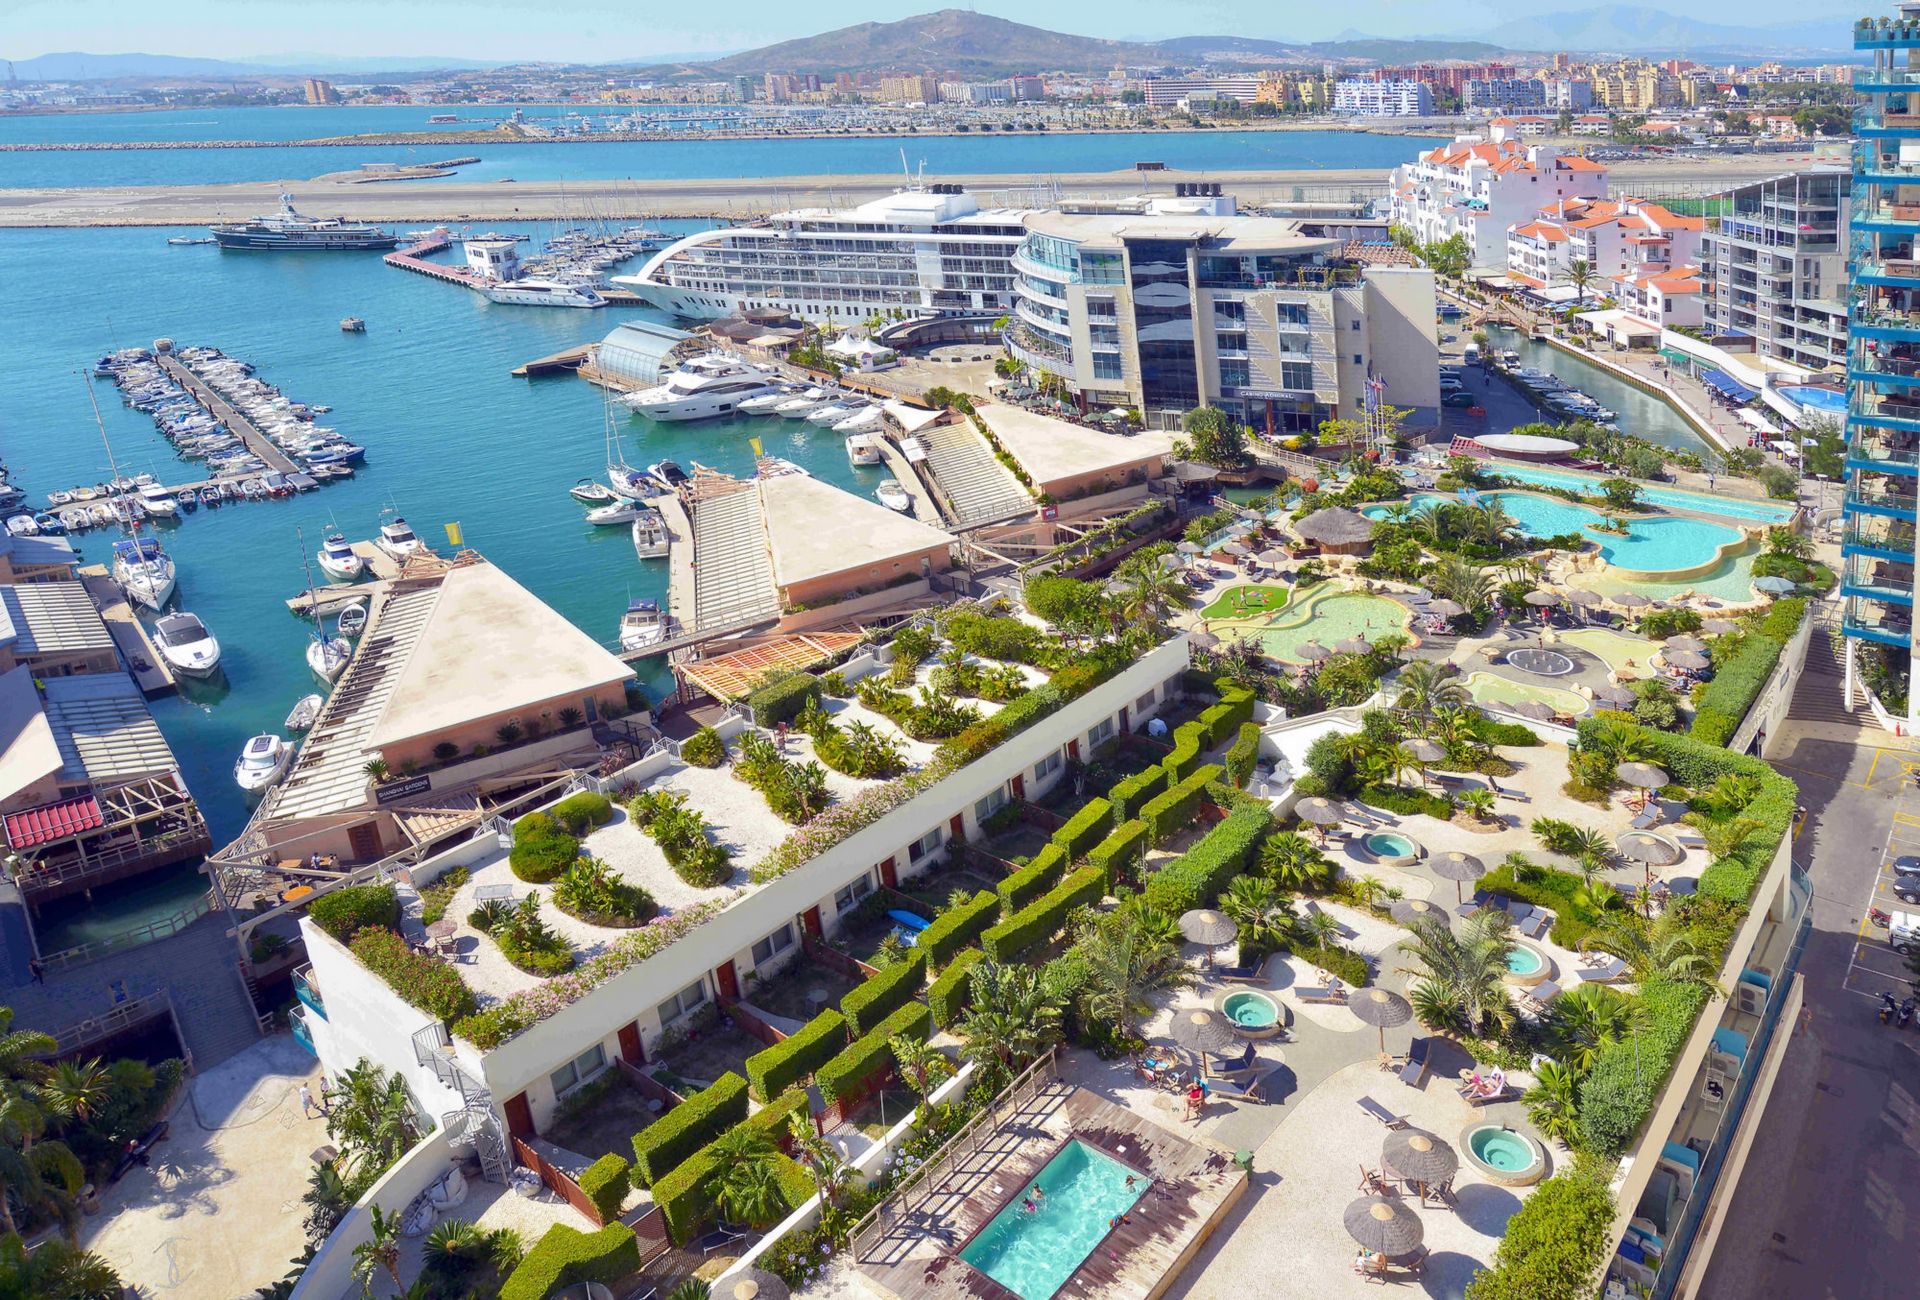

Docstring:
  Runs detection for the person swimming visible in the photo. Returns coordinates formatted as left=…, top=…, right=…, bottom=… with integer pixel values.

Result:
left=1021, top=1197, right=1036, bottom=1214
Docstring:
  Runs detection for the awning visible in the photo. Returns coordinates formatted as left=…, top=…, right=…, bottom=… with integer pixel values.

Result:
left=1657, top=347, right=1695, bottom=367
left=5, top=794, right=103, bottom=848
left=1739, top=408, right=1783, bottom=436
left=1701, top=368, right=1759, bottom=403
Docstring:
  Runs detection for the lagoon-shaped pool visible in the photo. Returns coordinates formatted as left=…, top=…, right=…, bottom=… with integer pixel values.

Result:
left=1462, top=671, right=1588, bottom=718
left=1365, top=492, right=1746, bottom=577
left=1236, top=585, right=1412, bottom=664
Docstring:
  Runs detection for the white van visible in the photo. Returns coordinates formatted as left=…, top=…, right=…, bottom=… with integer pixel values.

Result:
left=1463, top=343, right=1482, bottom=367
left=1890, top=910, right=1920, bottom=954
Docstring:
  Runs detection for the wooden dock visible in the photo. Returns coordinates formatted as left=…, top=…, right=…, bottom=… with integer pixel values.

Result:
left=284, top=542, right=403, bottom=615
left=152, top=353, right=301, bottom=476
left=78, top=566, right=176, bottom=697
left=512, top=344, right=595, bottom=378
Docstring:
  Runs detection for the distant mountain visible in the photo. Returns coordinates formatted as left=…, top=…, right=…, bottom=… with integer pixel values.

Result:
left=1477, top=5, right=1853, bottom=56
left=1154, top=35, right=1507, bottom=65
left=692, top=10, right=1166, bottom=77
left=5, top=49, right=511, bottom=81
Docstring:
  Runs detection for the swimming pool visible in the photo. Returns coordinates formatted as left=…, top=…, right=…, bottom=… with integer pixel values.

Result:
left=960, top=1140, right=1149, bottom=1300
left=1488, top=464, right=1796, bottom=524
left=1558, top=628, right=1661, bottom=678
left=1243, top=586, right=1412, bottom=663
left=1777, top=385, right=1848, bottom=415
left=1461, top=671, right=1588, bottom=718
left=1367, top=492, right=1746, bottom=575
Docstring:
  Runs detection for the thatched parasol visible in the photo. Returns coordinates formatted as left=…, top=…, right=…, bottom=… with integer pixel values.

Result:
left=1665, top=650, right=1710, bottom=671
left=1189, top=629, right=1222, bottom=651
left=1295, top=797, right=1347, bottom=826
left=1425, top=598, right=1465, bottom=618
left=1344, top=1196, right=1425, bottom=1255
left=1701, top=618, right=1738, bottom=634
left=1177, top=541, right=1202, bottom=557
left=1221, top=541, right=1250, bottom=558
left=1511, top=700, right=1557, bottom=721
left=1383, top=1129, right=1459, bottom=1186
left=1612, top=593, right=1652, bottom=608
left=1523, top=590, right=1562, bottom=608
left=1616, top=762, right=1668, bottom=792
left=1564, top=589, right=1603, bottom=607
left=1295, top=641, right=1333, bottom=662
left=1429, top=849, right=1487, bottom=903
left=1179, top=909, right=1239, bottom=949
left=1753, top=575, right=1797, bottom=595
left=1349, top=988, right=1412, bottom=1052
left=1294, top=506, right=1376, bottom=548
left=1590, top=684, right=1637, bottom=708
left=1662, top=635, right=1708, bottom=653
left=1389, top=898, right=1446, bottom=927
left=1170, top=1008, right=1239, bottom=1056
left=726, top=1269, right=792, bottom=1300
left=1335, top=636, right=1374, bottom=655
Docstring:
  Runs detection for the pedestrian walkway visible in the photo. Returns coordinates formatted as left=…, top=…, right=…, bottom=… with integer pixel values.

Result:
left=918, top=422, right=1033, bottom=528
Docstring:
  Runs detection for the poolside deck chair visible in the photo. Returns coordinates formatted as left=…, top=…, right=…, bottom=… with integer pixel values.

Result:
left=1214, top=953, right=1271, bottom=984
left=694, top=1225, right=746, bottom=1257
left=1207, top=1071, right=1268, bottom=1103
left=1631, top=808, right=1661, bottom=831
left=1489, top=778, right=1529, bottom=804
left=1296, top=983, right=1347, bottom=1005
left=1521, top=980, right=1563, bottom=1015
left=1209, top=1042, right=1257, bottom=1076
left=1356, top=1096, right=1409, bottom=1129
left=1576, top=955, right=1627, bottom=983
left=1518, top=908, right=1551, bottom=940
left=1397, top=1037, right=1432, bottom=1087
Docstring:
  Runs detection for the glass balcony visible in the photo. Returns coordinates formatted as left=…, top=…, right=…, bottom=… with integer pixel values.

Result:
left=289, top=1005, right=316, bottom=1055
left=1844, top=598, right=1914, bottom=645
left=1855, top=102, right=1920, bottom=134
left=1844, top=514, right=1917, bottom=558
left=1846, top=477, right=1920, bottom=518
left=293, top=965, right=325, bottom=1019
left=1851, top=393, right=1920, bottom=437
left=1845, top=556, right=1915, bottom=604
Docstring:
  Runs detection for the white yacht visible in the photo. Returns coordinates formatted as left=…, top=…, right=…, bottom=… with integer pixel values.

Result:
left=153, top=611, right=221, bottom=678
left=876, top=479, right=913, bottom=512
left=618, top=598, right=668, bottom=652
left=284, top=693, right=324, bottom=732
left=480, top=278, right=607, bottom=308
left=112, top=536, right=177, bottom=610
left=585, top=499, right=649, bottom=527
left=376, top=516, right=422, bottom=561
left=737, top=389, right=796, bottom=414
left=571, top=478, right=616, bottom=505
left=845, top=432, right=882, bottom=466
left=307, top=634, right=352, bottom=682
left=774, top=389, right=829, bottom=418
left=136, top=483, right=180, bottom=517
left=234, top=734, right=292, bottom=794
left=613, top=185, right=1036, bottom=321
left=622, top=355, right=783, bottom=422
left=316, top=532, right=365, bottom=582
left=607, top=463, right=656, bottom=502
left=631, top=511, right=669, bottom=560
left=834, top=407, right=883, bottom=435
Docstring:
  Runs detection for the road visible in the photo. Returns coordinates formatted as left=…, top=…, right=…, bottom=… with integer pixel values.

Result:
left=1698, top=626, right=1920, bottom=1300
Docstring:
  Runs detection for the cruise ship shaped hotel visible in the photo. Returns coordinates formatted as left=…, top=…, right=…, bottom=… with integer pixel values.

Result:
left=1844, top=3, right=1920, bottom=713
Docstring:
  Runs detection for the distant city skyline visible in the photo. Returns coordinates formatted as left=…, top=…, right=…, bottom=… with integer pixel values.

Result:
left=1, top=1, right=1870, bottom=66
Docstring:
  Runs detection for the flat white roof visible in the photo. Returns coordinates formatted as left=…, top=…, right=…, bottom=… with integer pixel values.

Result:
left=0, top=581, right=116, bottom=656
left=0, top=664, right=63, bottom=806
left=974, top=404, right=1178, bottom=488
left=1021, top=209, right=1335, bottom=254
left=759, top=472, right=955, bottom=590
left=1476, top=432, right=1581, bottom=454
left=40, top=671, right=174, bottom=785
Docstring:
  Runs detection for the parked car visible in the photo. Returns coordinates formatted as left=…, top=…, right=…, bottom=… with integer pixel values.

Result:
left=1442, top=390, right=1479, bottom=409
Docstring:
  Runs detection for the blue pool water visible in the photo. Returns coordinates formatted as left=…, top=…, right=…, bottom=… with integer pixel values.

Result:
left=1366, top=493, right=1744, bottom=572
left=960, top=1141, right=1149, bottom=1300
left=1777, top=385, right=1848, bottom=415
left=1486, top=464, right=1795, bottom=524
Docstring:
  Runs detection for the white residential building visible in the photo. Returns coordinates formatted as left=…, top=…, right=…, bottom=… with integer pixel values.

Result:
left=1504, top=197, right=1705, bottom=289
left=1388, top=134, right=1610, bottom=268
left=1699, top=170, right=1851, bottom=372
left=1465, top=78, right=1546, bottom=111
left=1140, top=76, right=1263, bottom=106
left=1333, top=80, right=1435, bottom=117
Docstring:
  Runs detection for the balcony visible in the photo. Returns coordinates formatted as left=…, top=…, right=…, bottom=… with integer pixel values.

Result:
left=1844, top=557, right=1915, bottom=605
left=1853, top=203, right=1920, bottom=233
left=1844, top=598, right=1914, bottom=646
left=289, top=1004, right=316, bottom=1055
left=1844, top=516, right=1917, bottom=561
left=1845, top=478, right=1920, bottom=520
left=1849, top=397, right=1920, bottom=445
left=293, top=964, right=326, bottom=1019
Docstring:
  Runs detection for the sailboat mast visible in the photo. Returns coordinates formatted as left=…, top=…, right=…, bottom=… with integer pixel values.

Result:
left=296, top=526, right=325, bottom=636
left=81, top=371, right=136, bottom=538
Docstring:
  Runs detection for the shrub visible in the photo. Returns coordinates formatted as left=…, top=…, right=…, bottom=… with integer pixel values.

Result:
left=681, top=726, right=727, bottom=768
left=1476, top=860, right=1599, bottom=950
left=1578, top=978, right=1709, bottom=1155
left=549, top=792, right=615, bottom=835
left=510, top=828, right=580, bottom=883
left=308, top=884, right=398, bottom=943
left=840, top=952, right=927, bottom=1038
left=1140, top=764, right=1224, bottom=846
left=1214, top=680, right=1256, bottom=731
left=346, top=927, right=477, bottom=1024
left=744, top=1010, right=847, bottom=1101
left=1086, top=818, right=1149, bottom=887
left=917, top=891, right=998, bottom=970
left=1291, top=940, right=1370, bottom=988
left=1165, top=721, right=1207, bottom=781
left=1358, top=783, right=1454, bottom=820
left=817, top=1001, right=933, bottom=1105
left=629, top=1071, right=749, bottom=1187
left=1302, top=732, right=1355, bottom=791
left=1690, top=637, right=1781, bottom=745
left=1639, top=607, right=1702, bottom=639
left=981, top=866, right=1106, bottom=961
left=1142, top=802, right=1272, bottom=914
left=945, top=611, right=1047, bottom=664
left=1464, top=1164, right=1616, bottom=1300
left=1225, top=721, right=1261, bottom=788
left=1109, top=763, right=1168, bottom=821
left=747, top=672, right=822, bottom=727
left=578, top=1154, right=631, bottom=1222
left=499, top=1224, right=640, bottom=1300
left=1470, top=715, right=1541, bottom=748
left=997, top=842, right=1069, bottom=911
left=929, top=948, right=986, bottom=1027
left=1051, top=797, right=1114, bottom=861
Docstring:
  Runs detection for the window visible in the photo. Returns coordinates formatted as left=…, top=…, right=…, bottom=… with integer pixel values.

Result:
left=1352, top=354, right=1363, bottom=365
left=909, top=827, right=944, bottom=862
left=1136, top=691, right=1156, bottom=713
left=1275, top=303, right=1310, bottom=327
left=657, top=979, right=708, bottom=1026
left=1214, top=299, right=1246, bottom=324
left=974, top=787, right=1009, bottom=823
left=1034, top=750, right=1063, bottom=783
left=752, top=922, right=796, bottom=966
left=1088, top=717, right=1116, bottom=749
left=548, top=1043, right=607, bottom=1097
left=1279, top=361, right=1313, bottom=391
left=1093, top=353, right=1124, bottom=380
left=834, top=874, right=874, bottom=915
left=1351, top=319, right=1361, bottom=331
left=1220, top=360, right=1250, bottom=389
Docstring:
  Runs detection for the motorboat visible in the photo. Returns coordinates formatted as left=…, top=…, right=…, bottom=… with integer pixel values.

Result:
left=618, top=598, right=669, bottom=652
left=376, top=516, right=423, bottom=561
left=340, top=317, right=367, bottom=332
left=234, top=734, right=292, bottom=794
left=153, top=611, right=221, bottom=678
left=317, top=532, right=365, bottom=582
left=479, top=278, right=606, bottom=308
left=136, top=483, right=180, bottom=517
left=622, top=355, right=783, bottom=421
left=774, top=389, right=829, bottom=418
left=33, top=513, right=65, bottom=535
left=737, top=389, right=796, bottom=414
left=807, top=400, right=857, bottom=426
left=646, top=461, right=690, bottom=493
left=571, top=478, right=616, bottom=505
left=834, top=407, right=883, bottom=435
left=585, top=499, right=649, bottom=527
left=845, top=432, right=882, bottom=466
left=284, top=693, right=324, bottom=732
left=336, top=600, right=369, bottom=638
left=5, top=515, right=36, bottom=537
left=307, top=634, right=352, bottom=682
left=112, top=536, right=178, bottom=609
left=876, top=479, right=913, bottom=512
left=631, top=510, right=669, bottom=560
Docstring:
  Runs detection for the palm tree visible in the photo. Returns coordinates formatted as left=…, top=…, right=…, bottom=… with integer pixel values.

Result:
left=1113, top=896, right=1183, bottom=949
left=786, top=1113, right=854, bottom=1212
left=36, top=1061, right=111, bottom=1125
left=351, top=1205, right=404, bottom=1296
left=1567, top=258, right=1594, bottom=302
left=1546, top=985, right=1646, bottom=1070
left=1456, top=787, right=1497, bottom=823
left=1583, top=918, right=1721, bottom=992
left=709, top=1125, right=783, bottom=1225
left=1523, top=1059, right=1583, bottom=1147
left=958, top=962, right=1065, bottom=1078
left=325, top=1060, right=418, bottom=1178
left=1260, top=832, right=1333, bottom=892
left=1298, top=909, right=1342, bottom=951
left=1075, top=914, right=1189, bottom=1046
left=1429, top=556, right=1494, bottom=616
left=1114, top=553, right=1185, bottom=636
left=1219, top=877, right=1295, bottom=955
left=302, top=1164, right=356, bottom=1250
left=0, top=1231, right=119, bottom=1300
left=888, top=1036, right=951, bottom=1101
left=1394, top=661, right=1469, bottom=731
left=1396, top=910, right=1517, bottom=1036
left=1468, top=499, right=1514, bottom=549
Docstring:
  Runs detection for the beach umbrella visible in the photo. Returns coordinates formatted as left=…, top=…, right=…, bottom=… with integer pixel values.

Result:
left=1257, top=548, right=1289, bottom=567
left=1663, top=635, right=1708, bottom=653
left=1349, top=988, right=1413, bottom=1054
left=1666, top=650, right=1710, bottom=671
left=1753, top=575, right=1796, bottom=595
left=1511, top=700, right=1557, bottom=721
left=1390, top=898, right=1446, bottom=927
left=1239, top=507, right=1266, bottom=521
left=726, top=1269, right=791, bottom=1300
left=1431, top=849, right=1487, bottom=904
left=1295, top=641, right=1333, bottom=662
left=1616, top=834, right=1668, bottom=865
left=1612, top=593, right=1652, bottom=608
left=1523, top=590, right=1561, bottom=608
left=1170, top=1008, right=1238, bottom=1057
left=1179, top=908, right=1239, bottom=953
left=1295, top=797, right=1347, bottom=827
left=1405, top=738, right=1445, bottom=764
left=1701, top=618, right=1738, bottom=634
left=1222, top=541, right=1250, bottom=557
left=1383, top=1129, right=1459, bottom=1188
left=1616, top=762, right=1668, bottom=792
left=1565, top=589, right=1603, bottom=607
left=1159, top=552, right=1184, bottom=572
left=1344, top=1196, right=1425, bottom=1256
left=1335, top=636, right=1374, bottom=655
left=1189, top=629, right=1222, bottom=651
left=1425, top=598, right=1465, bottom=619
left=1177, top=541, right=1202, bottom=557
left=1591, top=683, right=1637, bottom=709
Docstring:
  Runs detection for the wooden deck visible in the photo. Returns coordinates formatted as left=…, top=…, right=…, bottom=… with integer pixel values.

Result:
left=284, top=542, right=406, bottom=614
left=857, top=1084, right=1246, bottom=1300
left=77, top=566, right=175, bottom=696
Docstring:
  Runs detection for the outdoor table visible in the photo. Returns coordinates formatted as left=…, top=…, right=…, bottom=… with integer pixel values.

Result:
left=476, top=883, right=516, bottom=903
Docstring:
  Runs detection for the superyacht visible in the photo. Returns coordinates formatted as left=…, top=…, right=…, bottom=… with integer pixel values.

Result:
left=210, top=196, right=398, bottom=251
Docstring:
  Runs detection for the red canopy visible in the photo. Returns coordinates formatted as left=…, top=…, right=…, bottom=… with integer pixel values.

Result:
left=5, top=795, right=103, bottom=849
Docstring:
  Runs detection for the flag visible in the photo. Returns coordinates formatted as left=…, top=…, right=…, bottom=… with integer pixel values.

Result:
left=445, top=522, right=463, bottom=547
left=749, top=437, right=763, bottom=457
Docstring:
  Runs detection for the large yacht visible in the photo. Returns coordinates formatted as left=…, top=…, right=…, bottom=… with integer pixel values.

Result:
left=612, top=185, right=1036, bottom=322
left=210, top=195, right=398, bottom=251
left=622, top=355, right=783, bottom=422
left=480, top=278, right=607, bottom=308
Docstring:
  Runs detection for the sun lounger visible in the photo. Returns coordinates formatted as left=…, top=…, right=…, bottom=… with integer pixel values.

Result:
left=1631, top=808, right=1660, bottom=830
left=1210, top=1042, right=1257, bottom=1076
left=1398, top=1037, right=1432, bottom=1087
left=1489, top=778, right=1529, bottom=804
left=1215, top=954, right=1271, bottom=984
left=1296, top=983, right=1347, bottom=1005
left=1501, top=899, right=1535, bottom=925
left=695, top=1226, right=746, bottom=1257
left=1522, top=980, right=1563, bottom=1013
left=475, top=882, right=516, bottom=903
left=1207, top=1072, right=1268, bottom=1103
left=1577, top=955, right=1627, bottom=983
left=1357, top=1096, right=1409, bottom=1129
left=1519, top=908, right=1551, bottom=939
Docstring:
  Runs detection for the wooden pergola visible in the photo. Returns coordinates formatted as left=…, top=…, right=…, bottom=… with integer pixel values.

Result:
left=676, top=632, right=867, bottom=702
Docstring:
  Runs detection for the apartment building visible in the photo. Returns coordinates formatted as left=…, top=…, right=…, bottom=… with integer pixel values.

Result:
left=1140, top=76, right=1264, bottom=107
left=1388, top=135, right=1610, bottom=268
left=1006, top=191, right=1439, bottom=431
left=940, top=82, right=1011, bottom=105
left=1700, top=172, right=1851, bottom=373
left=1465, top=78, right=1547, bottom=111
left=1504, top=197, right=1704, bottom=289
left=1333, top=80, right=1435, bottom=117
left=1544, top=77, right=1595, bottom=110
left=877, top=75, right=941, bottom=104
left=1254, top=73, right=1330, bottom=112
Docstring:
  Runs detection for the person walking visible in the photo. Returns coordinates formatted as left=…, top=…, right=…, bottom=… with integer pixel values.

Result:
left=300, top=1083, right=327, bottom=1119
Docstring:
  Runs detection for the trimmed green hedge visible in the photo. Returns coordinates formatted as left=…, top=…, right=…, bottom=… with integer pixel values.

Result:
left=1579, top=978, right=1708, bottom=1156
left=347, top=928, right=477, bottom=1023
left=1214, top=682, right=1256, bottom=733
left=1165, top=721, right=1207, bottom=781
left=1690, top=636, right=1780, bottom=746
left=918, top=891, right=998, bottom=970
left=499, top=1223, right=640, bottom=1300
left=817, top=1001, right=934, bottom=1105
left=1140, top=763, right=1223, bottom=846
left=549, top=792, right=615, bottom=835
left=1225, top=721, right=1261, bottom=788
left=840, top=953, right=926, bottom=1038
left=981, top=866, right=1106, bottom=962
left=1142, top=802, right=1272, bottom=914
left=650, top=1095, right=817, bottom=1243
left=744, top=1010, right=847, bottom=1101
left=997, top=842, right=1068, bottom=911
left=578, top=1154, right=630, bottom=1222
left=308, top=884, right=398, bottom=943
left=748, top=672, right=822, bottom=727
left=929, top=948, right=985, bottom=1027
left=1290, top=939, right=1370, bottom=988
left=1463, top=1164, right=1617, bottom=1300
left=629, top=1071, right=749, bottom=1187
left=1110, top=763, right=1168, bottom=821
left=1051, top=797, right=1114, bottom=861
left=1087, top=818, right=1149, bottom=887
left=510, top=829, right=580, bottom=884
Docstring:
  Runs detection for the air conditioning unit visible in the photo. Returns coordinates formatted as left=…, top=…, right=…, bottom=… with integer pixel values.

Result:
left=1735, top=981, right=1766, bottom=1016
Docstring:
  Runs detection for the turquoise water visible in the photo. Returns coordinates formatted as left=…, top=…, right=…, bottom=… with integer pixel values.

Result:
left=1489, top=464, right=1796, bottom=524
left=1470, top=1126, right=1538, bottom=1172
left=0, top=221, right=894, bottom=946
left=1365, top=832, right=1417, bottom=857
left=1488, top=326, right=1709, bottom=455
left=1221, top=991, right=1279, bottom=1028
left=1364, top=492, right=1743, bottom=572
left=1778, top=385, right=1848, bottom=414
left=1505, top=946, right=1545, bottom=976
left=960, top=1141, right=1149, bottom=1300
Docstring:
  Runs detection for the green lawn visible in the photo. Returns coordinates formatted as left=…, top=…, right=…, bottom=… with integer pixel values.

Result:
left=1201, top=583, right=1291, bottom=621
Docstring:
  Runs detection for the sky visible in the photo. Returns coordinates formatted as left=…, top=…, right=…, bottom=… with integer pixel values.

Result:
left=2, top=0, right=1869, bottom=64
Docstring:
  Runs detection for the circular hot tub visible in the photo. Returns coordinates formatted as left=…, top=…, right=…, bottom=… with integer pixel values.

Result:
left=1505, top=648, right=1576, bottom=677
left=1364, top=831, right=1421, bottom=868
left=1460, top=1124, right=1546, bottom=1186
left=1214, top=989, right=1285, bottom=1039
left=1502, top=940, right=1553, bottom=988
